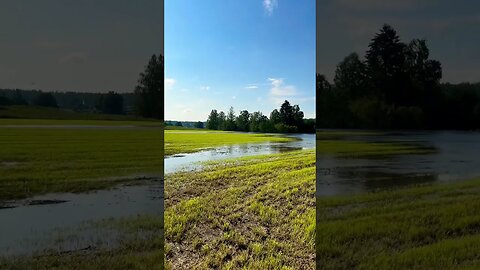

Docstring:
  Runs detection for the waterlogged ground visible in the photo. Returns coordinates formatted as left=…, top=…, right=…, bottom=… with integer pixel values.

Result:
left=165, top=150, right=316, bottom=269
left=316, top=130, right=480, bottom=269
left=0, top=119, right=165, bottom=269
left=0, top=120, right=314, bottom=269
left=164, top=129, right=293, bottom=156
left=165, top=133, right=313, bottom=173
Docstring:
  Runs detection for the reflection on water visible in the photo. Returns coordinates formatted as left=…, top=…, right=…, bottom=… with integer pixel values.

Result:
left=0, top=132, right=314, bottom=257
left=165, top=133, right=315, bottom=174
left=317, top=131, right=480, bottom=196
left=0, top=182, right=162, bottom=257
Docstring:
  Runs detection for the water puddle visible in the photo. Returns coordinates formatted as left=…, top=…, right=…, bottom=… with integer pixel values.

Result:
left=0, top=181, right=163, bottom=257
left=1, top=132, right=314, bottom=257
left=317, top=131, right=480, bottom=196
left=165, top=133, right=315, bottom=174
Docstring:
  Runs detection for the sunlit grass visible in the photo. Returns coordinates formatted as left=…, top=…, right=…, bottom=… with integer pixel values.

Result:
left=0, top=124, right=163, bottom=201
left=164, top=149, right=315, bottom=269
left=165, top=130, right=293, bottom=156
left=317, top=178, right=480, bottom=270
left=316, top=132, right=480, bottom=269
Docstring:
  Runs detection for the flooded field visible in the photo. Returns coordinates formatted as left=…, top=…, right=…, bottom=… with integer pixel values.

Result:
left=317, top=130, right=480, bottom=196
left=0, top=122, right=164, bottom=263
left=165, top=133, right=314, bottom=173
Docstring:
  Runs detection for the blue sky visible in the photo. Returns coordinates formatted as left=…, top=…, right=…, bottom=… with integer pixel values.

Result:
left=0, top=1, right=162, bottom=92
left=165, top=0, right=315, bottom=121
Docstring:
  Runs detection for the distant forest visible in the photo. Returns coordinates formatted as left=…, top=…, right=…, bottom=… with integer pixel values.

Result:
left=317, top=24, right=480, bottom=130
left=0, top=54, right=164, bottom=119
left=0, top=88, right=135, bottom=114
left=206, top=100, right=315, bottom=133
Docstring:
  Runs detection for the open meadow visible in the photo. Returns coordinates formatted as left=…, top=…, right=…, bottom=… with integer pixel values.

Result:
left=165, top=149, right=315, bottom=269
left=0, top=115, right=315, bottom=269
left=316, top=131, right=480, bottom=269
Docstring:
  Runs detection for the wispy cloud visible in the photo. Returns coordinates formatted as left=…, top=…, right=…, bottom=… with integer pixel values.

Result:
left=263, top=0, right=278, bottom=16
left=268, top=78, right=297, bottom=105
left=245, top=84, right=259, bottom=89
left=165, top=78, right=176, bottom=91
left=200, top=86, right=211, bottom=91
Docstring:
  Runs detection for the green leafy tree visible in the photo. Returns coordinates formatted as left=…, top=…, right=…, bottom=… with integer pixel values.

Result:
left=279, top=100, right=296, bottom=126
left=194, top=121, right=204, bottom=129
left=225, top=107, right=237, bottom=131
left=206, top=109, right=219, bottom=130
left=366, top=24, right=407, bottom=104
left=218, top=111, right=226, bottom=130
left=236, top=110, right=250, bottom=131
left=33, top=92, right=58, bottom=108
left=270, top=109, right=281, bottom=125
left=96, top=91, right=124, bottom=114
left=334, top=53, right=367, bottom=99
left=134, top=54, right=163, bottom=119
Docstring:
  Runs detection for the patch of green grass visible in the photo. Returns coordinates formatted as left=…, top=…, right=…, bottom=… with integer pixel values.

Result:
left=0, top=125, right=163, bottom=201
left=165, top=130, right=293, bottom=156
left=0, top=212, right=165, bottom=269
left=164, top=150, right=315, bottom=269
left=317, top=139, right=432, bottom=156
left=316, top=130, right=382, bottom=139
left=317, top=178, right=480, bottom=269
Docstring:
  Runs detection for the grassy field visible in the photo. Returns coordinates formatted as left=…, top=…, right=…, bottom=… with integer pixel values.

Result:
left=0, top=120, right=294, bottom=201
left=165, top=130, right=293, bottom=156
left=0, top=121, right=309, bottom=269
left=0, top=122, right=163, bottom=201
left=317, top=131, right=480, bottom=269
left=164, top=149, right=315, bottom=269
left=0, top=213, right=165, bottom=270
left=317, top=178, right=480, bottom=270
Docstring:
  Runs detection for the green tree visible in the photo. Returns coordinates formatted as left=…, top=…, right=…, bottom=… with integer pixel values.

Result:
left=366, top=24, right=407, bottom=104
left=96, top=91, right=124, bottom=114
left=134, top=54, right=163, bottom=119
left=206, top=109, right=219, bottom=130
left=236, top=110, right=250, bottom=131
left=334, top=53, right=367, bottom=99
left=194, top=121, right=204, bottom=129
left=225, top=107, right=237, bottom=131
left=13, top=89, right=28, bottom=105
left=270, top=109, right=281, bottom=125
left=33, top=92, right=58, bottom=108
left=218, top=111, right=226, bottom=130
left=280, top=100, right=295, bottom=126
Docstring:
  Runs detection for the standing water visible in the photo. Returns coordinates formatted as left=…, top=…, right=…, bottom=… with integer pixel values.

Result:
left=317, top=131, right=480, bottom=196
left=0, top=133, right=314, bottom=257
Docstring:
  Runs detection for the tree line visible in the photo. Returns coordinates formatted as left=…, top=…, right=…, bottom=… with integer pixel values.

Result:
left=317, top=24, right=480, bottom=130
left=206, top=100, right=315, bottom=133
left=0, top=53, right=164, bottom=119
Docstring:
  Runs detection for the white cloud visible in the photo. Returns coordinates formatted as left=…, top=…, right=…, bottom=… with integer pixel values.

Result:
left=232, top=96, right=236, bottom=100
left=165, top=78, right=176, bottom=91
left=268, top=78, right=297, bottom=96
left=200, top=86, right=211, bottom=91
left=268, top=78, right=299, bottom=105
left=245, top=84, right=259, bottom=89
left=263, top=0, right=278, bottom=16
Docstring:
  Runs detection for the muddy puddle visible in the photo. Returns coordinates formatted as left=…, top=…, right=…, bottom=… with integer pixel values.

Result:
left=317, top=131, right=480, bottom=196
